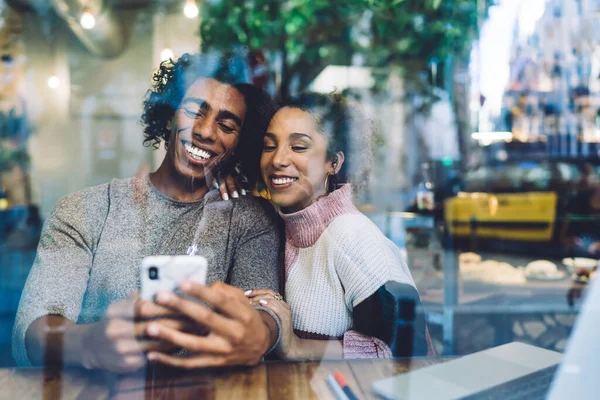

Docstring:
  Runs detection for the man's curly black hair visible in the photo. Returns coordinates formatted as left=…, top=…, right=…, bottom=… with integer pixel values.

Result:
left=140, top=52, right=276, bottom=185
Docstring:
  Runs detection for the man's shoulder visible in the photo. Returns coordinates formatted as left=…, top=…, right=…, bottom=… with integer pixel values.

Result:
left=234, top=195, right=277, bottom=218
left=232, top=196, right=279, bottom=233
left=203, top=191, right=279, bottom=230
left=56, top=182, right=110, bottom=209
left=54, top=177, right=136, bottom=213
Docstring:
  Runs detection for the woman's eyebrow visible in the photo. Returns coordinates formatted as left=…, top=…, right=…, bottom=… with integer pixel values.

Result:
left=290, top=132, right=312, bottom=141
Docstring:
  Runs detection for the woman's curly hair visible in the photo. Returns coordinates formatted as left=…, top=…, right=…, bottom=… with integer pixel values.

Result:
left=140, top=52, right=276, bottom=185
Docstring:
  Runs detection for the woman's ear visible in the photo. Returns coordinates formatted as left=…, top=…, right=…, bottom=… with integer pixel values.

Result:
left=166, top=120, right=172, bottom=131
left=328, top=151, right=345, bottom=174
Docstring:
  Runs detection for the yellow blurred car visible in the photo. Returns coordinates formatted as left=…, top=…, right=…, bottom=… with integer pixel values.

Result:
left=445, top=191, right=557, bottom=241
left=444, top=160, right=587, bottom=242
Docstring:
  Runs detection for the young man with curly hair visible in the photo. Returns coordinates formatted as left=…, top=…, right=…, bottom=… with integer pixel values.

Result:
left=12, top=53, right=282, bottom=372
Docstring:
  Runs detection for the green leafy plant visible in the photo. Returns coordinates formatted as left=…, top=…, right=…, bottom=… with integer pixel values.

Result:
left=198, top=0, right=491, bottom=100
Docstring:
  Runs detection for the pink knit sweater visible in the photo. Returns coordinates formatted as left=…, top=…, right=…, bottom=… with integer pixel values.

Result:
left=279, top=185, right=435, bottom=358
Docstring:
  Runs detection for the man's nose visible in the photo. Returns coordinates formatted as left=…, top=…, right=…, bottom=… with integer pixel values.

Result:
left=192, top=117, right=217, bottom=141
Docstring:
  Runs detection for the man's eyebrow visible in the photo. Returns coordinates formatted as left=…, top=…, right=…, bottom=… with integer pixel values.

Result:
left=217, top=110, right=243, bottom=127
left=182, top=98, right=210, bottom=111
left=182, top=98, right=242, bottom=126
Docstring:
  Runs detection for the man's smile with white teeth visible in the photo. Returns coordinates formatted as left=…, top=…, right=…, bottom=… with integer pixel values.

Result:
left=271, top=177, right=298, bottom=185
left=183, top=141, right=213, bottom=161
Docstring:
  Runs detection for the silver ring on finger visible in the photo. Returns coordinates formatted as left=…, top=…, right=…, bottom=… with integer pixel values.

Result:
left=273, top=293, right=283, bottom=301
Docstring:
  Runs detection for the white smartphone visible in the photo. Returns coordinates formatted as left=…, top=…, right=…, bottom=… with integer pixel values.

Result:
left=140, top=255, right=208, bottom=301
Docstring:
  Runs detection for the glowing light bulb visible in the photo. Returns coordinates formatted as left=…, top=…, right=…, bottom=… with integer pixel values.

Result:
left=80, top=8, right=96, bottom=30
left=48, top=76, right=60, bottom=89
left=184, top=0, right=199, bottom=19
left=160, top=48, right=174, bottom=61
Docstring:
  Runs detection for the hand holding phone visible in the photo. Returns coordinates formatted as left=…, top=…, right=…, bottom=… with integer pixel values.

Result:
left=141, top=256, right=208, bottom=301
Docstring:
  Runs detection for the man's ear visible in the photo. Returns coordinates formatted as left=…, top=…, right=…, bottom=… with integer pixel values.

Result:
left=328, top=151, right=345, bottom=174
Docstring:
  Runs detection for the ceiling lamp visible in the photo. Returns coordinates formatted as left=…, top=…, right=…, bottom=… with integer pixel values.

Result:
left=47, top=76, right=60, bottom=89
left=160, top=48, right=174, bottom=62
left=80, top=8, right=96, bottom=30
left=184, top=0, right=199, bottom=19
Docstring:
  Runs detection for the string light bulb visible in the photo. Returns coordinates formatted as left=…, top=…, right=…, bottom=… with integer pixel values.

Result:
left=80, top=8, right=96, bottom=30
left=160, top=48, right=174, bottom=62
left=48, top=76, right=60, bottom=89
left=184, top=0, right=199, bottom=19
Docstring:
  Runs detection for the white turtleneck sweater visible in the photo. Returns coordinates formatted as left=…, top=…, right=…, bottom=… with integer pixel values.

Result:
left=279, top=184, right=422, bottom=358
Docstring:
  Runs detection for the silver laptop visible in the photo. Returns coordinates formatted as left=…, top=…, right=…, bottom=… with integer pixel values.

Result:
left=373, top=276, right=600, bottom=400
left=547, top=274, right=600, bottom=399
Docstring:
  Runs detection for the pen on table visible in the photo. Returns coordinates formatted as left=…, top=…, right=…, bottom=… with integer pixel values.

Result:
left=334, top=371, right=360, bottom=400
left=327, top=375, right=350, bottom=400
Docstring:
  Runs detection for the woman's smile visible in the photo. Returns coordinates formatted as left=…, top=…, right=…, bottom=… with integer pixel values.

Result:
left=269, top=175, right=299, bottom=190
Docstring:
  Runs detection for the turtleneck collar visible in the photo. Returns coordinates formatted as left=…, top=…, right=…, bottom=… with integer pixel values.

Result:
left=279, top=184, right=359, bottom=248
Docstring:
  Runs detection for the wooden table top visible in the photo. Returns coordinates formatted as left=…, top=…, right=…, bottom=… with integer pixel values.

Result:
left=0, top=357, right=451, bottom=400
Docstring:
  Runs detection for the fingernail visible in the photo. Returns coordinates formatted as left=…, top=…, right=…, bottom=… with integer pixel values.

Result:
left=156, top=291, right=173, bottom=304
left=244, top=290, right=252, bottom=296
left=241, top=189, right=247, bottom=196
left=223, top=193, right=229, bottom=201
left=259, top=299, right=268, bottom=305
left=180, top=280, right=192, bottom=292
left=232, top=191, right=239, bottom=199
left=147, top=353, right=156, bottom=361
left=147, top=324, right=160, bottom=336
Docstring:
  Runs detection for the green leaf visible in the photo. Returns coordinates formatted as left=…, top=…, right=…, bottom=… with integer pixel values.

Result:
left=198, top=0, right=491, bottom=97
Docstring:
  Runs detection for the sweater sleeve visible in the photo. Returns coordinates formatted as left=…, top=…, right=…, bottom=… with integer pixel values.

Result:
left=342, top=329, right=393, bottom=359
left=226, top=197, right=283, bottom=355
left=328, top=215, right=429, bottom=358
left=350, top=283, right=431, bottom=357
left=12, top=185, right=110, bottom=366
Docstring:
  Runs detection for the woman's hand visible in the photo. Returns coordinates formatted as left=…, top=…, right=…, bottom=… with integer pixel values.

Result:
left=215, top=174, right=247, bottom=201
left=76, top=293, right=187, bottom=373
left=245, top=289, right=299, bottom=359
left=144, top=281, right=275, bottom=368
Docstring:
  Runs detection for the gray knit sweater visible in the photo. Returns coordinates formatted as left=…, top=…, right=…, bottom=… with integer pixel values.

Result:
left=13, top=175, right=281, bottom=366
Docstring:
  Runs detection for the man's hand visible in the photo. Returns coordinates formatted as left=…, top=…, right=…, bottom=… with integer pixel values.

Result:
left=145, top=280, right=274, bottom=368
left=76, top=293, right=187, bottom=373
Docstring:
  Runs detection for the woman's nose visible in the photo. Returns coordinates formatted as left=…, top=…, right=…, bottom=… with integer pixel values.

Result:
left=272, top=146, right=290, bottom=167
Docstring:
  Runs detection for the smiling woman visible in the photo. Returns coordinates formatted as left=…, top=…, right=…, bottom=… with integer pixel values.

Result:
left=251, top=92, right=435, bottom=360
left=260, top=92, right=371, bottom=212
